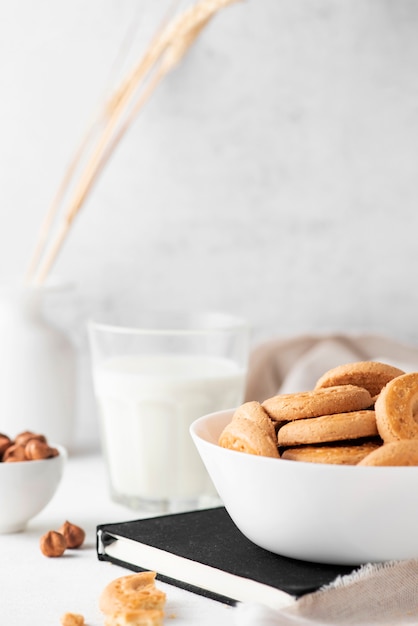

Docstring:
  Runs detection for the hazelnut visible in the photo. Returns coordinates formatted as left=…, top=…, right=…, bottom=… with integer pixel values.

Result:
left=15, top=430, right=47, bottom=447
left=25, top=439, right=56, bottom=460
left=40, top=530, right=67, bottom=557
left=58, top=521, right=86, bottom=549
left=60, top=614, right=85, bottom=626
left=3, top=444, right=27, bottom=462
left=0, top=434, right=12, bottom=460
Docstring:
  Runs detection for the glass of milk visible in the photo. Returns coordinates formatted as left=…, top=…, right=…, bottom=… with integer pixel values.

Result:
left=88, top=311, right=249, bottom=513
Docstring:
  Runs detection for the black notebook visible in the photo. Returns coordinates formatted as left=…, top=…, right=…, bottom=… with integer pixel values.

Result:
left=97, top=506, right=357, bottom=608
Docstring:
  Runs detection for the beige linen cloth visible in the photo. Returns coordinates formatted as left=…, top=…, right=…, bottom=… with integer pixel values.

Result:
left=234, top=559, right=418, bottom=625
left=245, top=333, right=418, bottom=401
left=234, top=333, right=418, bottom=626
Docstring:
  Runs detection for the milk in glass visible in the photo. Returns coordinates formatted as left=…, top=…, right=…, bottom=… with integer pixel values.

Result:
left=93, top=353, right=246, bottom=508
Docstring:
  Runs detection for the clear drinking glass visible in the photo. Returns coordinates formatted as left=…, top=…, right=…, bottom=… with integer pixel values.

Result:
left=88, top=311, right=249, bottom=513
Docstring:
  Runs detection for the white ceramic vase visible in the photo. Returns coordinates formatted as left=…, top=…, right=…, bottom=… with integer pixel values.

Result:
left=0, top=285, right=76, bottom=448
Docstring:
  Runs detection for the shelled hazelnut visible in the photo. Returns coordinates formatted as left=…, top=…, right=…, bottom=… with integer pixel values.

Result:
left=25, top=439, right=58, bottom=461
left=40, top=530, right=67, bottom=557
left=15, top=431, right=47, bottom=447
left=3, top=444, right=27, bottom=463
left=58, top=521, right=86, bottom=549
left=0, top=433, right=12, bottom=459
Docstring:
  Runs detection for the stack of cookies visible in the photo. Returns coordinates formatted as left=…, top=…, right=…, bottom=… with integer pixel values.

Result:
left=219, top=361, right=418, bottom=466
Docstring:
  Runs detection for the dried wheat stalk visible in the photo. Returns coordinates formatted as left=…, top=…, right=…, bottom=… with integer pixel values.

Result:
left=27, top=0, right=240, bottom=286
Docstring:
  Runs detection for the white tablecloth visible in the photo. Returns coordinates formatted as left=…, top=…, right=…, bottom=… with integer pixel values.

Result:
left=0, top=451, right=234, bottom=625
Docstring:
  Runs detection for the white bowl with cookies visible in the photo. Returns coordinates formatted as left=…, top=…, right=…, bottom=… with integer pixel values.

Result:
left=190, top=361, right=418, bottom=565
left=0, top=430, right=67, bottom=533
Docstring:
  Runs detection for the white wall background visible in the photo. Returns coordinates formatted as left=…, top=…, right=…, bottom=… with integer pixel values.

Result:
left=1, top=0, right=418, bottom=447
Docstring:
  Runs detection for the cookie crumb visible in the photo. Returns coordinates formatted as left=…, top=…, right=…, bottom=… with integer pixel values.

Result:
left=60, top=613, right=85, bottom=626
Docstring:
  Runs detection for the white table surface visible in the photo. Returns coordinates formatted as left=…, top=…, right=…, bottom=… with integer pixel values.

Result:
left=0, top=451, right=237, bottom=626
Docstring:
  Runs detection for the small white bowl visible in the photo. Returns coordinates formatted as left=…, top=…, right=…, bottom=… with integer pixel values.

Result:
left=0, top=445, right=67, bottom=533
left=191, top=410, right=418, bottom=565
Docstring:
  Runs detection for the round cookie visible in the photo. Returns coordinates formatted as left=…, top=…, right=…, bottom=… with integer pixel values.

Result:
left=262, top=385, right=372, bottom=422
left=374, top=372, right=418, bottom=442
left=358, top=440, right=418, bottom=466
left=281, top=441, right=381, bottom=465
left=99, top=572, right=166, bottom=615
left=314, top=361, right=404, bottom=399
left=232, top=401, right=276, bottom=444
left=277, top=410, right=378, bottom=447
left=218, top=417, right=279, bottom=458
